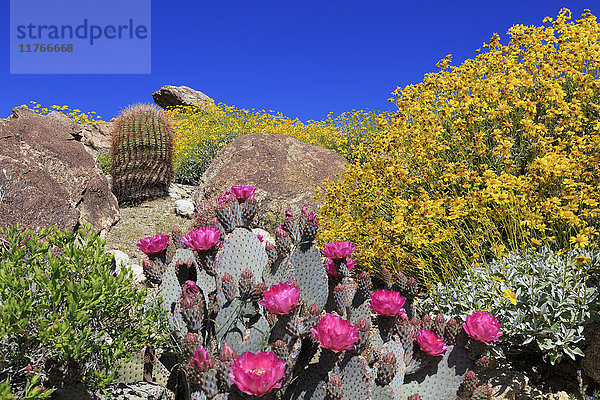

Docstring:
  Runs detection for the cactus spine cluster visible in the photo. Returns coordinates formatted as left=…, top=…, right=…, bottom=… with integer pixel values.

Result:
left=110, top=103, right=174, bottom=203
left=132, top=186, right=497, bottom=400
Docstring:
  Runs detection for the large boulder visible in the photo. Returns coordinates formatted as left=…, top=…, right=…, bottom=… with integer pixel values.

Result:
left=0, top=107, right=119, bottom=234
left=193, top=132, right=349, bottom=229
left=70, top=116, right=114, bottom=154
left=581, top=323, right=600, bottom=385
left=152, top=85, right=212, bottom=109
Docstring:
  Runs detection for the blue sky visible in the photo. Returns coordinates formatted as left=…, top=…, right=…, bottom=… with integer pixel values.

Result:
left=3, top=1, right=598, bottom=122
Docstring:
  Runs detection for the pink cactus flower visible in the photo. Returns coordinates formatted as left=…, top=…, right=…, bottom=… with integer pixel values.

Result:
left=256, top=234, right=264, bottom=242
left=258, top=281, right=300, bottom=316
left=369, top=289, right=407, bottom=317
left=322, top=241, right=356, bottom=259
left=191, top=346, right=213, bottom=372
left=136, top=234, right=169, bottom=255
left=229, top=351, right=286, bottom=397
left=217, top=190, right=235, bottom=207
left=231, top=185, right=256, bottom=201
left=220, top=343, right=237, bottom=362
left=463, top=311, right=503, bottom=344
left=181, top=280, right=200, bottom=308
left=310, top=314, right=359, bottom=352
left=182, top=226, right=220, bottom=251
left=183, top=280, right=200, bottom=296
left=325, top=257, right=355, bottom=276
left=416, top=330, right=447, bottom=356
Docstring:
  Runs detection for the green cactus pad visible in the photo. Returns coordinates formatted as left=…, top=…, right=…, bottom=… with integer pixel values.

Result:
left=370, top=383, right=394, bottom=400
left=116, top=348, right=145, bottom=383
left=263, top=256, right=293, bottom=288
left=335, top=355, right=372, bottom=400
left=216, top=228, right=268, bottom=283
left=190, top=391, right=208, bottom=400
left=199, top=369, right=219, bottom=398
left=289, top=244, right=328, bottom=311
left=159, top=264, right=189, bottom=338
left=393, top=345, right=472, bottom=400
left=212, top=392, right=245, bottom=400
left=287, top=369, right=327, bottom=400
left=215, top=300, right=268, bottom=354
left=348, top=296, right=372, bottom=326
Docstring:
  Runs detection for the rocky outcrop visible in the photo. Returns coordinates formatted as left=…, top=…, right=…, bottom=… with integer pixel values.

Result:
left=0, top=107, right=119, bottom=234
left=581, top=323, right=600, bottom=385
left=193, top=132, right=349, bottom=229
left=152, top=85, right=212, bottom=109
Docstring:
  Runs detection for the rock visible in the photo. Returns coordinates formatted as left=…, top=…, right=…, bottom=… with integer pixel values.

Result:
left=193, top=132, right=348, bottom=230
left=581, top=322, right=600, bottom=385
left=95, top=382, right=166, bottom=400
left=175, top=199, right=195, bottom=218
left=128, top=263, right=145, bottom=285
left=47, top=111, right=114, bottom=159
left=152, top=85, right=212, bottom=109
left=252, top=228, right=274, bottom=248
left=0, top=107, right=120, bottom=234
left=107, top=250, right=145, bottom=284
left=108, top=249, right=130, bottom=274
left=168, top=183, right=196, bottom=200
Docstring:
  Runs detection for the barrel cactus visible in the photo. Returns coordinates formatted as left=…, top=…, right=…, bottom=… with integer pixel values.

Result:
left=135, top=185, right=499, bottom=400
left=110, top=103, right=174, bottom=203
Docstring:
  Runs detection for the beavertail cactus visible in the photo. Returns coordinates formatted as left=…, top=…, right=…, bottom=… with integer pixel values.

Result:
left=135, top=185, right=502, bottom=400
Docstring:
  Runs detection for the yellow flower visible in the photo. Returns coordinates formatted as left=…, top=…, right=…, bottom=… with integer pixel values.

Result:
left=504, top=289, right=517, bottom=305
left=491, top=275, right=505, bottom=282
left=570, top=234, right=589, bottom=248
left=574, top=255, right=591, bottom=266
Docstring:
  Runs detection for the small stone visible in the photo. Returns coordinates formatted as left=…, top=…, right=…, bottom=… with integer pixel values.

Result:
left=129, top=263, right=146, bottom=285
left=168, top=183, right=195, bottom=199
left=175, top=199, right=195, bottom=218
left=252, top=228, right=274, bottom=248
left=108, top=250, right=130, bottom=275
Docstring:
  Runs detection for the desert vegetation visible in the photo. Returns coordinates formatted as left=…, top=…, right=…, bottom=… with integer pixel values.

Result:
left=5, top=8, right=599, bottom=400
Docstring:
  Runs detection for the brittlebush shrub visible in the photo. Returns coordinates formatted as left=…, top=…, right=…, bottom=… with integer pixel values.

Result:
left=24, top=101, right=105, bottom=124
left=317, top=9, right=600, bottom=284
left=165, top=101, right=389, bottom=184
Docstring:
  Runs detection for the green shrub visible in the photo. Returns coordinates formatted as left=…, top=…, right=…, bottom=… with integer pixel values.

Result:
left=0, top=225, right=170, bottom=396
left=174, top=131, right=239, bottom=185
left=420, top=246, right=599, bottom=365
left=97, top=150, right=111, bottom=176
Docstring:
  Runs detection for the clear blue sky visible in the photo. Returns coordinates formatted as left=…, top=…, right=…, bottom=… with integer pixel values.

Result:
left=2, top=1, right=597, bottom=122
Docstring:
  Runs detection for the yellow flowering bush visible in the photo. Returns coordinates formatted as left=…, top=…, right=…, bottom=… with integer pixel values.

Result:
left=317, top=9, right=600, bottom=284
left=165, top=101, right=388, bottom=184
left=24, top=101, right=105, bottom=124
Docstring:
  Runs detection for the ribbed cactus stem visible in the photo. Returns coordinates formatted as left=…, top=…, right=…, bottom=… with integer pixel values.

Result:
left=110, top=103, right=174, bottom=203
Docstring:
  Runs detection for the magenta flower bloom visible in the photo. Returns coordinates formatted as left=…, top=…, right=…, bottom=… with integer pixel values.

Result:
left=370, top=289, right=407, bottom=316
left=463, top=311, right=503, bottom=344
left=182, top=226, right=220, bottom=251
left=136, top=234, right=169, bottom=255
left=231, top=185, right=256, bottom=201
left=191, top=346, right=213, bottom=372
left=258, top=281, right=300, bottom=316
left=325, top=257, right=355, bottom=276
left=322, top=241, right=356, bottom=259
left=416, top=330, right=447, bottom=356
left=229, top=351, right=286, bottom=397
left=310, top=314, right=359, bottom=352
